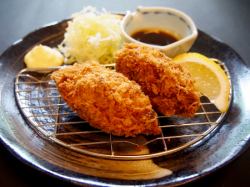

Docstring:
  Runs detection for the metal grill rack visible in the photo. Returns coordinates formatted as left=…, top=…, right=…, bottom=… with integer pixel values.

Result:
left=15, top=63, right=231, bottom=160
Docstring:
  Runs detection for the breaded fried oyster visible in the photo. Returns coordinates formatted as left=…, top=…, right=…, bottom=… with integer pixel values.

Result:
left=116, top=43, right=200, bottom=117
left=51, top=63, right=161, bottom=137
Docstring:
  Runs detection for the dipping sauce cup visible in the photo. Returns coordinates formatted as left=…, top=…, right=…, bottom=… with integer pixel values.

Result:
left=121, top=6, right=198, bottom=57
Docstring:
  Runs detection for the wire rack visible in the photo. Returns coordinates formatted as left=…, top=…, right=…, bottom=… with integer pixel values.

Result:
left=15, top=63, right=232, bottom=160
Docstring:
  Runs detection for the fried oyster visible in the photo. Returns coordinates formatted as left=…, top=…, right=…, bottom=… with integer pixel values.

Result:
left=51, top=63, right=161, bottom=137
left=116, top=43, right=200, bottom=117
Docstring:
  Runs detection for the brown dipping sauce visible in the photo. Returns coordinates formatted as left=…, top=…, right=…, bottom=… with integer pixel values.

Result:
left=131, top=29, right=178, bottom=46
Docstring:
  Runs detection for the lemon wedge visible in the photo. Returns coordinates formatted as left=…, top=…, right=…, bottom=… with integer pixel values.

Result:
left=173, top=52, right=230, bottom=112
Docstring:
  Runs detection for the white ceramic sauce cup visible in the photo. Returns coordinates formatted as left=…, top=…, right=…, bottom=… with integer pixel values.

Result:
left=121, top=6, right=198, bottom=57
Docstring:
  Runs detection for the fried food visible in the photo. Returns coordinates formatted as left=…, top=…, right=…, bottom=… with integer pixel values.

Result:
left=51, top=63, right=160, bottom=137
left=116, top=43, right=200, bottom=117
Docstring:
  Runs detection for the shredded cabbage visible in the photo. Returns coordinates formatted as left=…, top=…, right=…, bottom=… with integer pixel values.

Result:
left=59, top=6, right=123, bottom=64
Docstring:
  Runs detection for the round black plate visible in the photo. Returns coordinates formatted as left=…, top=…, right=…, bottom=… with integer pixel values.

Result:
left=0, top=20, right=250, bottom=186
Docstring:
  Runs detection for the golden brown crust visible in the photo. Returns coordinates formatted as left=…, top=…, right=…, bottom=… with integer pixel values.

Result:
left=115, top=43, right=200, bottom=117
left=51, top=63, right=160, bottom=137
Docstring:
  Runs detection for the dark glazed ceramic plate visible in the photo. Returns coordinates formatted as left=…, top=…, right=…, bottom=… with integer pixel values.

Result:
left=0, top=20, right=250, bottom=186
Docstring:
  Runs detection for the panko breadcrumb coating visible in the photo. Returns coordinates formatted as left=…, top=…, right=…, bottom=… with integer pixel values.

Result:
left=51, top=63, right=161, bottom=137
left=116, top=43, right=200, bottom=117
